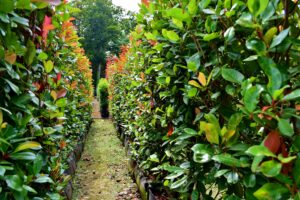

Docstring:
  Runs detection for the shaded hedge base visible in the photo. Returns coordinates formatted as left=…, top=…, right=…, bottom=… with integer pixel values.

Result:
left=115, top=123, right=165, bottom=200
left=63, top=122, right=92, bottom=200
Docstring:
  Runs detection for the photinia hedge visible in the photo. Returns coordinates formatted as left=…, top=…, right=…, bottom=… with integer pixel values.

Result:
left=108, top=0, right=300, bottom=199
left=0, top=0, right=93, bottom=199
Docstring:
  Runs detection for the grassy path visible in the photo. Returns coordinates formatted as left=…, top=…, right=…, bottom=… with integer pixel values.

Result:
left=72, top=119, right=140, bottom=200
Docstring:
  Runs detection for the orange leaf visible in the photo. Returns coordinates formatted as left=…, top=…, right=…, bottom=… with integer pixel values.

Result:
left=59, top=140, right=66, bottom=149
left=5, top=51, right=16, bottom=64
left=42, top=16, right=55, bottom=45
left=195, top=108, right=201, bottom=115
left=198, top=72, right=207, bottom=86
left=296, top=105, right=300, bottom=111
left=167, top=126, right=174, bottom=137
left=141, top=0, right=149, bottom=7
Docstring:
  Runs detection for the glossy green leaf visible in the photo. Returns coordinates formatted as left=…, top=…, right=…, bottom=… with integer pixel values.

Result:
left=214, top=169, right=229, bottom=178
left=282, top=89, right=300, bottom=101
left=258, top=56, right=282, bottom=95
left=278, top=154, right=296, bottom=163
left=270, top=28, right=290, bottom=49
left=34, top=176, right=54, bottom=183
left=44, top=60, right=54, bottom=73
left=186, top=53, right=200, bottom=72
left=170, top=176, right=187, bottom=189
left=0, top=165, right=6, bottom=176
left=243, top=174, right=256, bottom=188
left=247, top=0, right=269, bottom=16
left=203, top=32, right=220, bottom=41
left=260, top=160, right=282, bottom=177
left=244, top=85, right=263, bottom=112
left=199, top=0, right=211, bottom=9
left=236, top=13, right=257, bottom=28
left=212, top=154, right=249, bottom=168
left=253, top=183, right=288, bottom=200
left=246, top=38, right=266, bottom=55
left=261, top=0, right=279, bottom=22
left=13, top=141, right=42, bottom=153
left=187, top=0, right=198, bottom=16
left=165, top=171, right=184, bottom=179
left=6, top=175, right=22, bottom=192
left=172, top=18, right=183, bottom=29
left=4, top=79, right=21, bottom=95
left=43, top=127, right=56, bottom=135
left=228, top=113, right=243, bottom=130
left=10, top=152, right=36, bottom=160
left=246, top=145, right=276, bottom=157
left=225, top=172, right=239, bottom=184
left=188, top=88, right=198, bottom=97
left=224, top=27, right=235, bottom=42
left=278, top=118, right=294, bottom=137
left=222, top=68, right=245, bottom=84
left=191, top=144, right=213, bottom=163
left=33, top=154, right=43, bottom=175
left=37, top=52, right=48, bottom=61
left=166, top=8, right=190, bottom=22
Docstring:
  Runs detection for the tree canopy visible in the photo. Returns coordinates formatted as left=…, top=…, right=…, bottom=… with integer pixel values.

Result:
left=72, top=0, right=136, bottom=86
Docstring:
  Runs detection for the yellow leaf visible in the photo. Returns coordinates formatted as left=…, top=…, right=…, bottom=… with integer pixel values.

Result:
left=14, top=141, right=42, bottom=153
left=5, top=51, right=17, bottom=65
left=198, top=72, right=207, bottom=86
left=51, top=90, right=57, bottom=100
left=1, top=122, right=7, bottom=129
left=263, top=27, right=277, bottom=45
left=224, top=130, right=236, bottom=141
left=200, top=121, right=219, bottom=144
left=188, top=80, right=202, bottom=88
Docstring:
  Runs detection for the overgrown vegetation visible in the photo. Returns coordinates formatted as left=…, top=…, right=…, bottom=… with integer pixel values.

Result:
left=97, top=78, right=109, bottom=118
left=0, top=0, right=93, bottom=198
left=108, top=0, right=300, bottom=199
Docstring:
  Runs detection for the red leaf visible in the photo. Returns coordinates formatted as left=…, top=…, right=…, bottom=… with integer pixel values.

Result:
left=167, top=126, right=174, bottom=137
left=57, top=72, right=61, bottom=81
left=42, top=16, right=55, bottom=45
left=57, top=89, right=67, bottom=99
left=264, top=131, right=281, bottom=154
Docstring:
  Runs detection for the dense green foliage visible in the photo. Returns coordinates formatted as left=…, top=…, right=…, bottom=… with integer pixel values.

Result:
left=109, top=0, right=300, bottom=199
left=97, top=78, right=109, bottom=118
left=72, top=0, right=136, bottom=86
left=0, top=0, right=93, bottom=199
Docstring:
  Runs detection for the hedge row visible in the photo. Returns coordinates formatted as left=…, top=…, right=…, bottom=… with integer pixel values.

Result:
left=108, top=0, right=300, bottom=199
left=0, top=0, right=93, bottom=199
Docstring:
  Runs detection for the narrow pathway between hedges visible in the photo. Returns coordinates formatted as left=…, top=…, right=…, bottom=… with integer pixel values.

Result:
left=72, top=101, right=141, bottom=200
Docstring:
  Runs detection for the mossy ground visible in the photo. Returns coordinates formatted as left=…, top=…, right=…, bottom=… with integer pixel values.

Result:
left=72, top=119, right=139, bottom=200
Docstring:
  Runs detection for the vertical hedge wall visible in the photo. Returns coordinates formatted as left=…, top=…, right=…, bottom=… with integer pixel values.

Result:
left=109, top=0, right=300, bottom=199
left=0, top=0, right=93, bottom=199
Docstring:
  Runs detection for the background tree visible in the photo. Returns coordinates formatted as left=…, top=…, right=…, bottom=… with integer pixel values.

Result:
left=72, top=0, right=136, bottom=92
